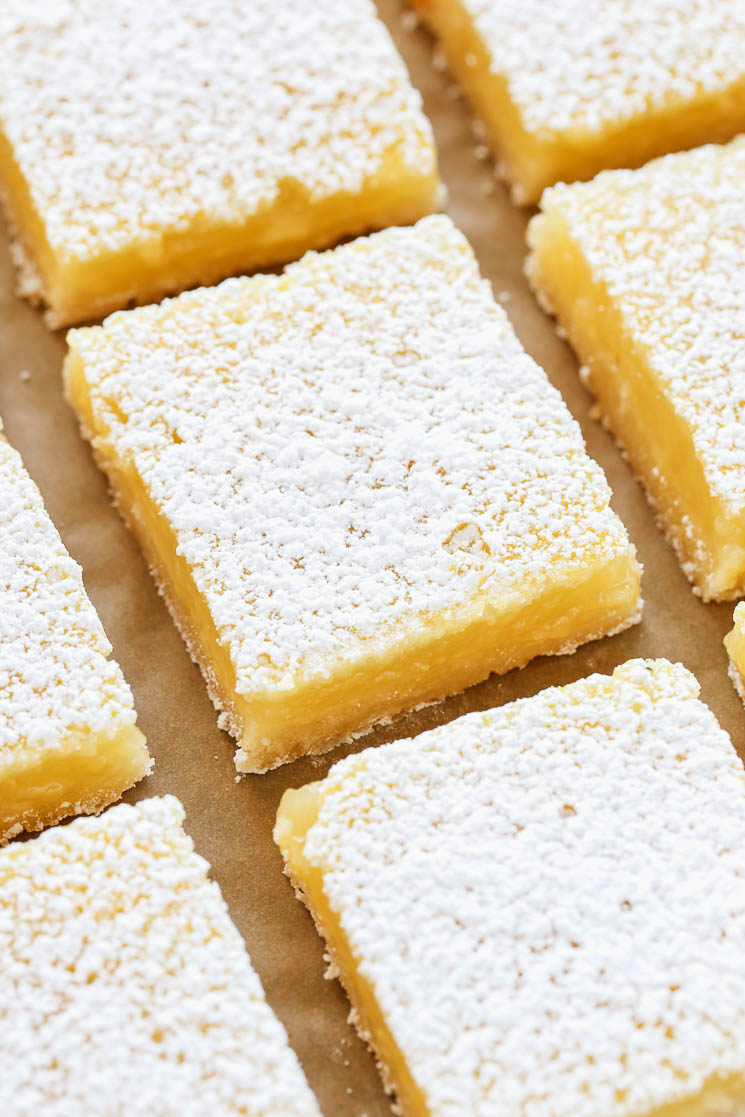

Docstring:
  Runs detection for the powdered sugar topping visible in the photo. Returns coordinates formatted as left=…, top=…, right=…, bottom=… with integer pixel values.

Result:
left=68, top=217, right=635, bottom=699
left=538, top=138, right=745, bottom=512
left=0, top=0, right=435, bottom=259
left=0, top=429, right=137, bottom=753
left=301, top=659, right=745, bottom=1117
left=461, top=0, right=745, bottom=134
left=0, top=796, right=320, bottom=1116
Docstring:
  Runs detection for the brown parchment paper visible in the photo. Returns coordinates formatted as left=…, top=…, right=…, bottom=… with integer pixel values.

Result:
left=1, top=3, right=743, bottom=1114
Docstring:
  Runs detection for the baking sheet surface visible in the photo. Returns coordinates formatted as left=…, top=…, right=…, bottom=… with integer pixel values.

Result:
left=0, top=4, right=741, bottom=1113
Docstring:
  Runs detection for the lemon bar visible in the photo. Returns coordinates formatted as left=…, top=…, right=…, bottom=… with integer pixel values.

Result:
left=0, top=426, right=149, bottom=844
left=0, top=0, right=440, bottom=327
left=408, top=0, right=745, bottom=203
left=276, top=658, right=745, bottom=1117
left=0, top=796, right=321, bottom=1115
left=725, top=603, right=745, bottom=707
left=65, top=216, right=641, bottom=773
left=527, top=138, right=745, bottom=601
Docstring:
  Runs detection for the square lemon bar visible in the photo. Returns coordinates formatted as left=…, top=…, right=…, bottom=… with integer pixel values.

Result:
left=0, top=0, right=441, bottom=327
left=725, top=603, right=745, bottom=707
left=276, top=659, right=745, bottom=1117
left=65, top=216, right=641, bottom=773
left=527, top=137, right=745, bottom=601
left=0, top=796, right=321, bottom=1115
left=408, top=0, right=745, bottom=203
left=0, top=425, right=150, bottom=844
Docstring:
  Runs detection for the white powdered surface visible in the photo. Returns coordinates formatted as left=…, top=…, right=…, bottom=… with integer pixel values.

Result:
left=0, top=427, right=137, bottom=753
left=0, top=796, right=321, bottom=1117
left=301, top=659, right=745, bottom=1117
left=534, top=138, right=745, bottom=512
left=68, top=216, right=636, bottom=702
left=460, top=0, right=745, bottom=134
left=0, top=0, right=435, bottom=260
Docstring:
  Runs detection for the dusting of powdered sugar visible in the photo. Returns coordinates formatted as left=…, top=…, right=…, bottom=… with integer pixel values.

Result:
left=533, top=137, right=745, bottom=513
left=298, top=659, right=745, bottom=1117
left=0, top=0, right=436, bottom=261
left=0, top=428, right=138, bottom=753
left=67, top=216, right=638, bottom=701
left=0, top=796, right=321, bottom=1116
left=448, top=0, right=745, bottom=135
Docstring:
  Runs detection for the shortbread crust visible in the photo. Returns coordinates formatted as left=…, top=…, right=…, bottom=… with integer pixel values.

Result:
left=0, top=0, right=440, bottom=326
left=527, top=137, right=745, bottom=600
left=0, top=425, right=149, bottom=843
left=408, top=0, right=745, bottom=203
left=0, top=796, right=321, bottom=1116
left=65, top=216, right=641, bottom=772
left=276, top=659, right=745, bottom=1117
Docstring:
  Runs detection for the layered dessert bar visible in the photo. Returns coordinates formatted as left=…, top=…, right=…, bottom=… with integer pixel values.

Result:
left=276, top=659, right=745, bottom=1117
left=0, top=796, right=321, bottom=1115
left=0, top=0, right=441, bottom=326
left=408, top=0, right=745, bottom=203
left=725, top=603, right=745, bottom=707
left=65, top=216, right=641, bottom=772
left=0, top=425, right=149, bottom=843
left=527, top=137, right=745, bottom=600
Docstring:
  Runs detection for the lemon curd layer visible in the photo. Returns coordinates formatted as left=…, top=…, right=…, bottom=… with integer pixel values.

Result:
left=527, top=138, right=745, bottom=601
left=0, top=426, right=149, bottom=843
left=65, top=216, right=641, bottom=773
left=725, top=603, right=745, bottom=707
left=0, top=0, right=440, bottom=326
left=276, top=659, right=745, bottom=1117
left=0, top=797, right=321, bottom=1116
left=408, top=0, right=745, bottom=204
